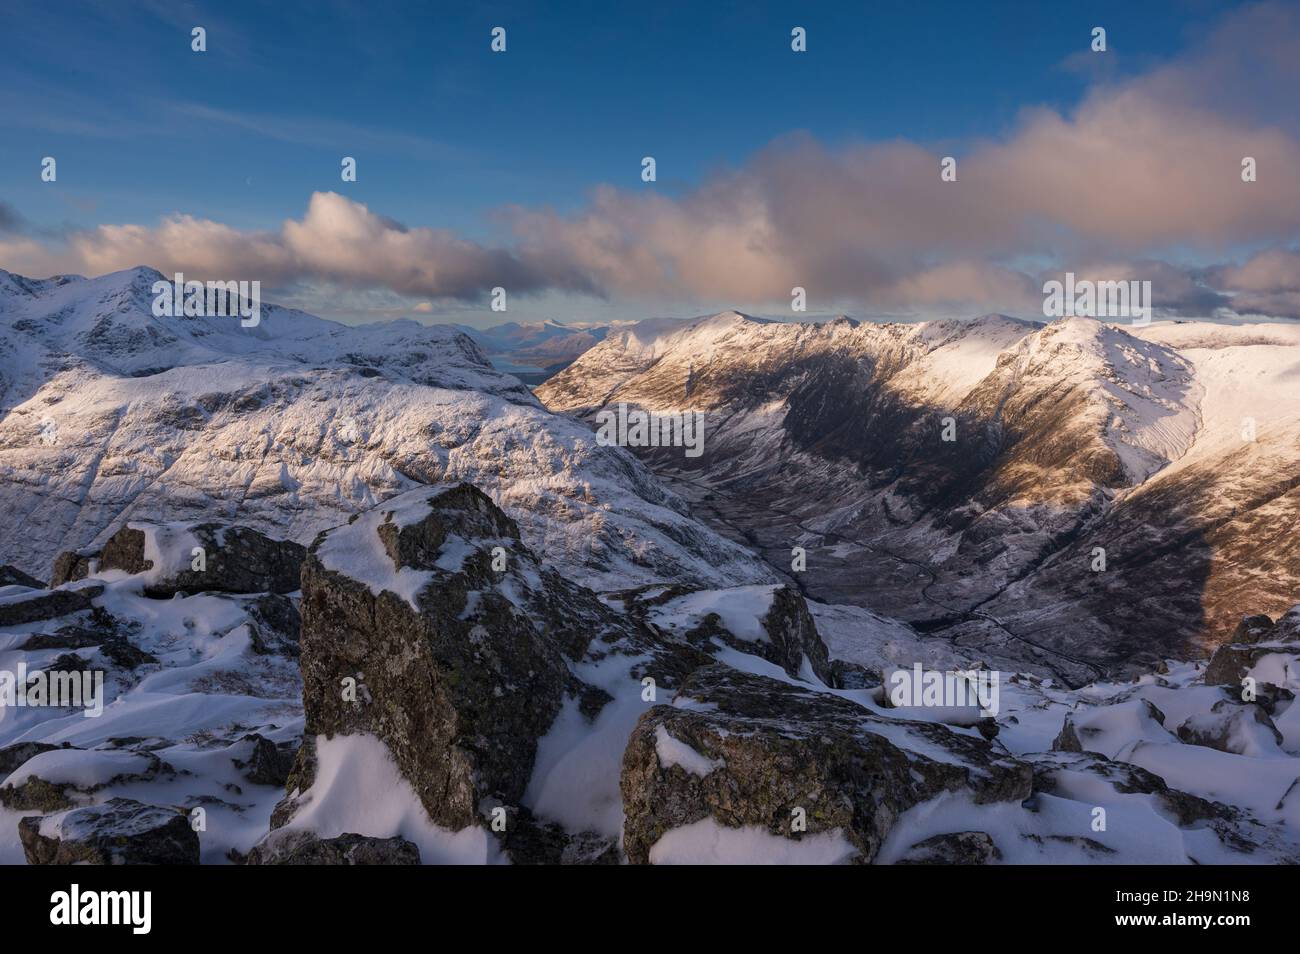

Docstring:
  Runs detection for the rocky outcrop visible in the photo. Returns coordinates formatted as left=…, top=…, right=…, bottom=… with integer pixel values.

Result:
left=1176, top=700, right=1284, bottom=755
left=1204, top=643, right=1298, bottom=688
left=490, top=806, right=620, bottom=865
left=245, top=593, right=301, bottom=656
left=244, top=830, right=420, bottom=865
left=54, top=523, right=307, bottom=597
left=293, top=483, right=630, bottom=832
left=620, top=664, right=1031, bottom=864
left=1052, top=714, right=1084, bottom=753
left=1202, top=609, right=1300, bottom=691
left=631, top=582, right=838, bottom=684
left=48, top=550, right=94, bottom=588
left=755, top=585, right=835, bottom=684
left=0, top=584, right=102, bottom=627
left=233, top=734, right=297, bottom=788
left=19, top=798, right=199, bottom=865
left=2, top=752, right=176, bottom=812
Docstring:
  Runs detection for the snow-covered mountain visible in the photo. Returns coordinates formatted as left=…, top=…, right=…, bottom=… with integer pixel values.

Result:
left=0, top=267, right=768, bottom=592
left=538, top=311, right=1300, bottom=683
left=4, top=277, right=1300, bottom=867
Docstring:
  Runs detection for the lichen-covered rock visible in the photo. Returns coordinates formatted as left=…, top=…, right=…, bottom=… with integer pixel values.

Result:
left=756, top=585, right=835, bottom=683
left=897, top=830, right=1001, bottom=865
left=620, top=664, right=1031, bottom=864
left=244, top=830, right=420, bottom=865
left=0, top=776, right=77, bottom=812
left=19, top=798, right=199, bottom=865
left=2, top=751, right=176, bottom=812
left=295, top=483, right=622, bottom=831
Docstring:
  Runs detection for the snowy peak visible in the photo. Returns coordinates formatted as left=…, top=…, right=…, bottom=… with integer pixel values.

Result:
left=0, top=266, right=772, bottom=593
left=0, top=265, right=536, bottom=408
left=978, top=317, right=1202, bottom=483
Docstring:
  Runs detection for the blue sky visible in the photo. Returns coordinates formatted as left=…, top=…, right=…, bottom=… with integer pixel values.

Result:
left=2, top=0, right=1297, bottom=325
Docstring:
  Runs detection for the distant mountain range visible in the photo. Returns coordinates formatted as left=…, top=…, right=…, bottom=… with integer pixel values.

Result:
left=539, top=310, right=1300, bottom=684
left=0, top=267, right=764, bottom=592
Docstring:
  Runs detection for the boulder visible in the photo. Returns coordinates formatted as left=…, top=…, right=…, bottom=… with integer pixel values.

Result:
left=620, top=664, right=1031, bottom=864
left=1052, top=714, right=1084, bottom=753
left=295, top=484, right=590, bottom=831
left=755, top=585, right=835, bottom=684
left=1204, top=643, right=1299, bottom=688
left=897, top=830, right=1001, bottom=865
left=1176, top=700, right=1284, bottom=755
left=1232, top=614, right=1278, bottom=644
left=233, top=734, right=297, bottom=787
left=827, top=659, right=881, bottom=690
left=19, top=798, right=199, bottom=865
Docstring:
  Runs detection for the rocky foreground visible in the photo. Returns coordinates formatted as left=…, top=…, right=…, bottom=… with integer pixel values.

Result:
left=2, top=483, right=1299, bottom=864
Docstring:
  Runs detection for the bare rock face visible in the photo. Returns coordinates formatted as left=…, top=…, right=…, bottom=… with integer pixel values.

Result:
left=619, top=664, right=1031, bottom=864
left=19, top=798, right=199, bottom=865
left=753, top=585, right=835, bottom=684
left=0, top=564, right=44, bottom=588
left=626, top=582, right=837, bottom=684
left=294, top=483, right=625, bottom=831
left=51, top=523, right=305, bottom=596
left=1232, top=614, right=1280, bottom=644
left=48, top=550, right=94, bottom=588
left=1204, top=641, right=1300, bottom=688
left=0, top=584, right=102, bottom=627
left=244, top=830, right=420, bottom=865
